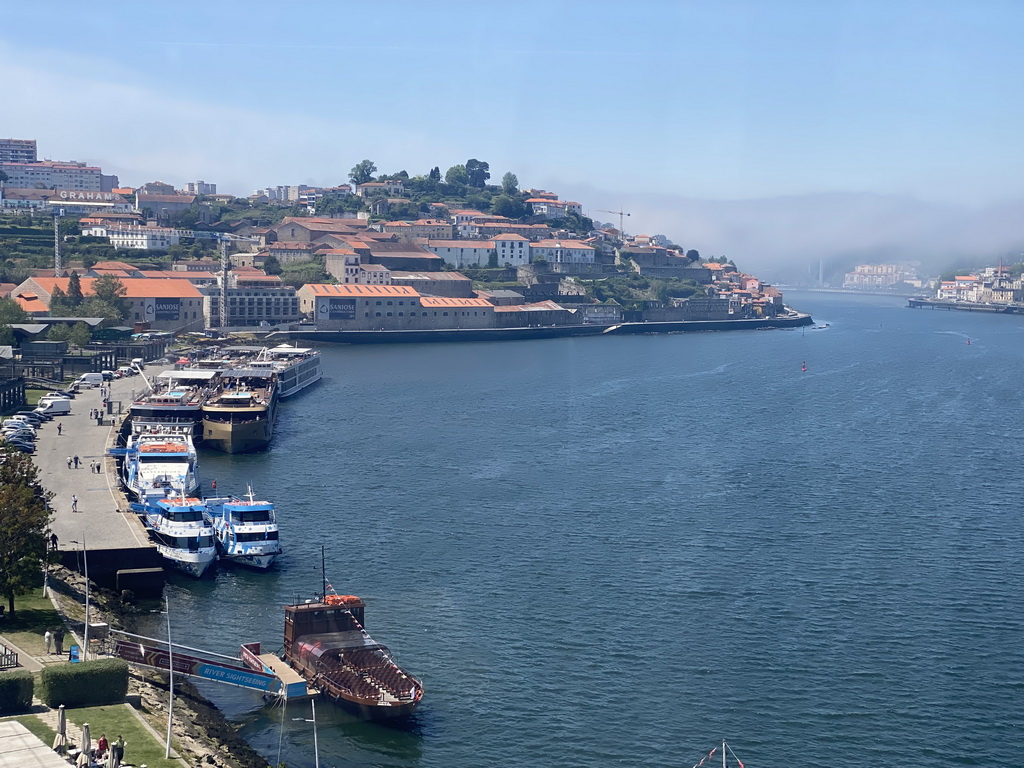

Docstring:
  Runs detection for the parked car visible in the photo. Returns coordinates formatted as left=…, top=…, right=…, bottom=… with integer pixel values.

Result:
left=3, top=431, right=36, bottom=443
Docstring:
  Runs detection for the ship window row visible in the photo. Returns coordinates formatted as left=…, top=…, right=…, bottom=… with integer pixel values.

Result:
left=234, top=531, right=279, bottom=542
left=162, top=535, right=214, bottom=549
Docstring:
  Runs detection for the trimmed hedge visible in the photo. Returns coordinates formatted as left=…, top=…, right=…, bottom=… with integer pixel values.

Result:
left=39, top=659, right=129, bottom=708
left=0, top=669, right=34, bottom=713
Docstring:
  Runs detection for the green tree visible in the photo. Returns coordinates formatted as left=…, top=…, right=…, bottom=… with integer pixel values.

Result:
left=466, top=159, right=490, bottom=188
left=0, top=446, right=53, bottom=617
left=0, top=170, right=8, bottom=183
left=492, top=195, right=526, bottom=219
left=66, top=272, right=84, bottom=307
left=48, top=286, right=70, bottom=316
left=69, top=321, right=92, bottom=348
left=445, top=164, right=468, bottom=186
left=0, top=298, right=28, bottom=325
left=428, top=166, right=442, bottom=182
left=0, top=325, right=13, bottom=346
left=685, top=249, right=700, bottom=261
left=47, top=324, right=72, bottom=341
left=77, top=298, right=123, bottom=326
left=262, top=254, right=282, bottom=275
left=92, top=274, right=129, bottom=318
left=501, top=172, right=519, bottom=195
left=349, top=159, right=377, bottom=185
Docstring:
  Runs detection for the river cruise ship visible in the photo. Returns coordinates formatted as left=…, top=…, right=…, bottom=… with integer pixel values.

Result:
left=130, top=369, right=221, bottom=439
left=201, top=366, right=278, bottom=453
left=262, top=345, right=322, bottom=398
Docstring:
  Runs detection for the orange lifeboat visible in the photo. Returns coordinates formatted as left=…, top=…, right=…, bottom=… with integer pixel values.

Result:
left=324, top=594, right=361, bottom=606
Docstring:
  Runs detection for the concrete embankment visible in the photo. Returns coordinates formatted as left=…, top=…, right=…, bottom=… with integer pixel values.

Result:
left=275, top=312, right=814, bottom=345
left=30, top=376, right=163, bottom=594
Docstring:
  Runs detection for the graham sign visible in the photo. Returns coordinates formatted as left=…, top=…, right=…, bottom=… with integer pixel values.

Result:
left=318, top=298, right=356, bottom=320
left=154, top=298, right=180, bottom=320
left=58, top=191, right=122, bottom=202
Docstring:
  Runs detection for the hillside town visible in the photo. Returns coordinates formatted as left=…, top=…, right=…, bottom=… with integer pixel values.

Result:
left=0, top=137, right=793, bottom=343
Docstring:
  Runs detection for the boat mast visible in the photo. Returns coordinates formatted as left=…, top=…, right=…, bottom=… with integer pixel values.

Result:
left=722, top=740, right=726, bottom=768
left=321, top=545, right=327, bottom=600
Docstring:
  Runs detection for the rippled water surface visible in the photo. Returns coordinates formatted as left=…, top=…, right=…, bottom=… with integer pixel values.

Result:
left=152, top=292, right=1024, bottom=767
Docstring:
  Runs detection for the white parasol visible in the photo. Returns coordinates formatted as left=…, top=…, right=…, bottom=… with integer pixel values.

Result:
left=81, top=722, right=91, bottom=757
left=52, top=704, right=67, bottom=754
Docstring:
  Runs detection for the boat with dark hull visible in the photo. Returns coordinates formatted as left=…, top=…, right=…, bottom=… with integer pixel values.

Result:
left=283, top=595, right=423, bottom=720
left=201, top=367, right=278, bottom=454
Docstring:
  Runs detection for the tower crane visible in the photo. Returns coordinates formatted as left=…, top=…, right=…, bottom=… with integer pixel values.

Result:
left=595, top=209, right=631, bottom=237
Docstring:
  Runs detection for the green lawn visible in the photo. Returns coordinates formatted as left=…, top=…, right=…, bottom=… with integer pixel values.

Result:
left=1, top=587, right=64, bottom=656
left=2, top=713, right=58, bottom=746
left=25, top=388, right=49, bottom=406
left=65, top=704, right=182, bottom=768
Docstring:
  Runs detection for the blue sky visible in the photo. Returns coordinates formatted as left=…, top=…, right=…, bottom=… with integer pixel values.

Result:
left=4, top=1, right=1024, bottom=277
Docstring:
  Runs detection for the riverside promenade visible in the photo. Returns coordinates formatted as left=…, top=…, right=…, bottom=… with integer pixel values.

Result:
left=32, top=376, right=163, bottom=593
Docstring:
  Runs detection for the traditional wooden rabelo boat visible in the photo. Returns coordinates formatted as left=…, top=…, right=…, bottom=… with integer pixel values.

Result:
left=283, top=594, right=423, bottom=720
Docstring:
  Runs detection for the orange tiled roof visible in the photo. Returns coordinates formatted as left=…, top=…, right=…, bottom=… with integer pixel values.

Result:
left=427, top=240, right=492, bottom=249
left=14, top=293, right=50, bottom=313
left=530, top=239, right=595, bottom=250
left=419, top=297, right=493, bottom=308
left=301, top=284, right=418, bottom=297
left=29, top=277, right=203, bottom=298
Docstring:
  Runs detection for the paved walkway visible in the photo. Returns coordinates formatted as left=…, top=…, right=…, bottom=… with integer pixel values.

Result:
left=33, top=379, right=151, bottom=554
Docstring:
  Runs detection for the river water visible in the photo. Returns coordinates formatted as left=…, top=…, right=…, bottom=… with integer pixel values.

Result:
left=148, top=291, right=1024, bottom=768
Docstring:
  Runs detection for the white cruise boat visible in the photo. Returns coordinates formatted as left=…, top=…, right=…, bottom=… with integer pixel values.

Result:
left=204, top=488, right=281, bottom=569
left=262, top=345, right=322, bottom=397
left=122, top=428, right=200, bottom=500
left=138, top=492, right=217, bottom=578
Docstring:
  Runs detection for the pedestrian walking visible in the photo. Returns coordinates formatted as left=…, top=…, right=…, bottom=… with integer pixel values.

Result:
left=71, top=494, right=78, bottom=513
left=111, top=735, right=125, bottom=768
left=57, top=422, right=63, bottom=435
left=44, top=630, right=52, bottom=655
left=66, top=456, right=72, bottom=469
left=53, top=628, right=64, bottom=655
left=50, top=532, right=58, bottom=551
left=73, top=455, right=80, bottom=469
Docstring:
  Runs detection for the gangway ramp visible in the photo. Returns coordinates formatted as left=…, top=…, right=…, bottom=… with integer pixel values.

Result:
left=110, top=630, right=291, bottom=696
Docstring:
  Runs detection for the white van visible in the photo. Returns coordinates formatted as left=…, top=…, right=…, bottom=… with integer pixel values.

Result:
left=77, top=372, right=104, bottom=388
left=35, top=399, right=71, bottom=415
left=131, top=357, right=145, bottom=369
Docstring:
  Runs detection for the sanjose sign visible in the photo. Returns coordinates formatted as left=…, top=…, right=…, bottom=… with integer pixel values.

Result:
left=152, top=298, right=181, bottom=320
left=318, top=297, right=356, bottom=320
left=58, top=191, right=122, bottom=201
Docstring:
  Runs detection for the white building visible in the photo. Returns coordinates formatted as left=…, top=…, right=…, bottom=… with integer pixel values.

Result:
left=92, top=225, right=184, bottom=250
left=424, top=240, right=496, bottom=268
left=0, top=160, right=112, bottom=191
left=322, top=249, right=393, bottom=285
left=185, top=180, right=217, bottom=195
left=529, top=239, right=595, bottom=264
left=492, top=234, right=530, bottom=266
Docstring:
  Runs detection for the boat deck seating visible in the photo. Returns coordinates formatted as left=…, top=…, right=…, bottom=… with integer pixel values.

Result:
left=319, top=653, right=416, bottom=701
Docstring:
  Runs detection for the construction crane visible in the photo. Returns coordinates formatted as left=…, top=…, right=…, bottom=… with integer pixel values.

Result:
left=595, top=208, right=631, bottom=237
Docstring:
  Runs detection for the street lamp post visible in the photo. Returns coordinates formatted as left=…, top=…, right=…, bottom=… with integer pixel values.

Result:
left=68, top=537, right=89, bottom=662
left=165, top=595, right=174, bottom=760
left=291, top=699, right=319, bottom=768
